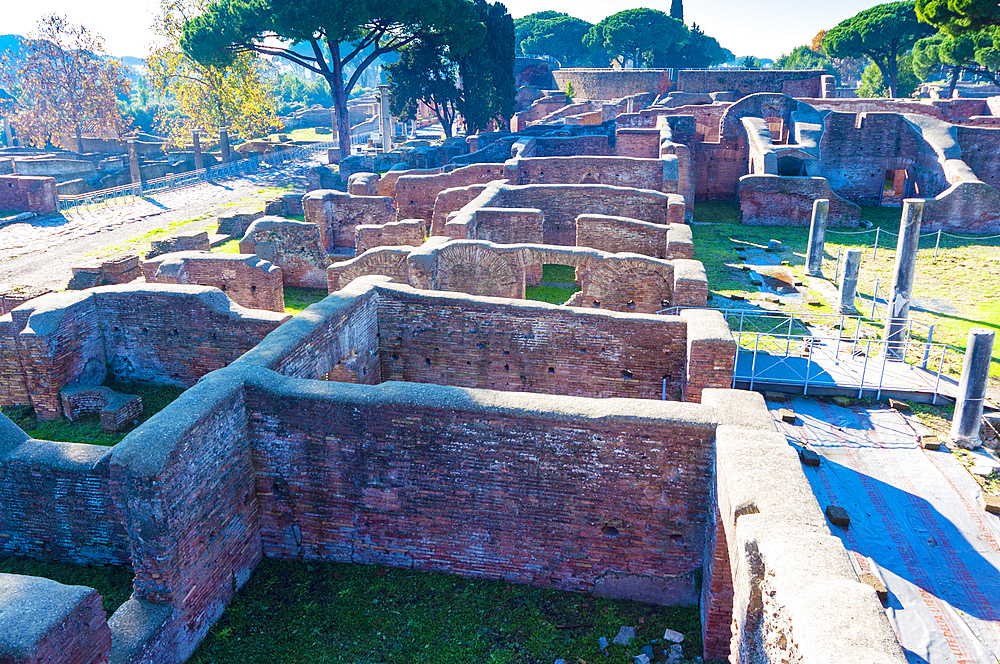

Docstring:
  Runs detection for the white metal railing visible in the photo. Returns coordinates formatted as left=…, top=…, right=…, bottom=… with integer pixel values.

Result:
left=56, top=141, right=336, bottom=213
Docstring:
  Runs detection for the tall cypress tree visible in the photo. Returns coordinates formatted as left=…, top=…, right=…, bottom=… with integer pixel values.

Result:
left=670, top=0, right=684, bottom=23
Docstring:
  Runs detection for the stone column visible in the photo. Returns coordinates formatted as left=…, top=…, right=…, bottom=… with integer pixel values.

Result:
left=219, top=127, right=231, bottom=164
left=883, top=199, right=924, bottom=359
left=127, top=138, right=142, bottom=192
left=3, top=117, right=12, bottom=148
left=192, top=130, right=204, bottom=170
left=950, top=328, right=995, bottom=449
left=378, top=84, right=392, bottom=153
left=837, top=248, right=862, bottom=314
left=805, top=198, right=830, bottom=276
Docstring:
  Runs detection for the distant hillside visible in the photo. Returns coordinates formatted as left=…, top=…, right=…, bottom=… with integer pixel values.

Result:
left=0, top=34, right=145, bottom=82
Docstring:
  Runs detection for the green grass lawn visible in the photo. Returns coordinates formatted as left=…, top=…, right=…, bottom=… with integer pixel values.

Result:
left=267, top=127, right=333, bottom=143
left=0, top=556, right=133, bottom=615
left=691, top=201, right=1000, bottom=380
left=284, top=287, right=329, bottom=315
left=189, top=559, right=701, bottom=664
left=0, top=380, right=184, bottom=447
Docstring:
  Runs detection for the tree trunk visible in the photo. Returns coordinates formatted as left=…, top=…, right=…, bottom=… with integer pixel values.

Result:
left=327, top=52, right=352, bottom=158
left=947, top=65, right=961, bottom=98
left=887, top=54, right=898, bottom=98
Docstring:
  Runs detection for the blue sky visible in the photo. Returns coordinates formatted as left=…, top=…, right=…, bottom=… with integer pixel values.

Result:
left=6, top=0, right=886, bottom=60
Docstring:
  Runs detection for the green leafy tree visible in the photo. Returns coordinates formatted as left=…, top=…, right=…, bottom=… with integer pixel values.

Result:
left=0, top=14, right=132, bottom=151
left=913, top=28, right=1000, bottom=95
left=740, top=55, right=761, bottom=69
left=181, top=0, right=485, bottom=157
left=775, top=45, right=840, bottom=79
left=857, top=52, right=921, bottom=96
left=583, top=9, right=691, bottom=68
left=515, top=12, right=600, bottom=66
left=385, top=39, right=461, bottom=137
left=823, top=1, right=934, bottom=97
left=457, top=0, right=515, bottom=134
left=670, top=0, right=684, bottom=22
left=916, top=0, right=1000, bottom=34
left=674, top=23, right=729, bottom=68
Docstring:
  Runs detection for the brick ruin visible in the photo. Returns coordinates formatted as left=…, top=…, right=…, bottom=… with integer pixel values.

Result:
left=0, top=70, right=953, bottom=664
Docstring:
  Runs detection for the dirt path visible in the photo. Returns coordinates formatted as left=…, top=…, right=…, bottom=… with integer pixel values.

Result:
left=0, top=157, right=321, bottom=292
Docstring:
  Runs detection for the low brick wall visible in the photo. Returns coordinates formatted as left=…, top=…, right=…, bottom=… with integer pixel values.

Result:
left=240, top=217, right=329, bottom=288
left=355, top=219, right=428, bottom=254
left=394, top=163, right=507, bottom=222
left=0, top=284, right=288, bottom=419
left=576, top=215, right=693, bottom=259
left=0, top=175, right=57, bottom=214
left=0, top=573, right=112, bottom=664
left=328, top=239, right=710, bottom=314
left=738, top=175, right=861, bottom=227
left=142, top=251, right=285, bottom=312
left=0, top=414, right=128, bottom=565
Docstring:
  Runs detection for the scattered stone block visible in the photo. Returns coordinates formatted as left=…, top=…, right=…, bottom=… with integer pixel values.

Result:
left=612, top=626, right=635, bottom=646
left=778, top=408, right=796, bottom=423
left=920, top=435, right=941, bottom=451
left=763, top=391, right=786, bottom=403
left=799, top=448, right=821, bottom=467
left=832, top=396, right=853, bottom=407
left=598, top=636, right=609, bottom=652
left=640, top=645, right=654, bottom=657
left=60, top=385, right=143, bottom=433
left=859, top=573, right=888, bottom=603
left=888, top=398, right=911, bottom=412
left=826, top=505, right=851, bottom=528
left=981, top=492, right=1000, bottom=515
left=662, top=628, right=684, bottom=643
left=766, top=239, right=782, bottom=252
left=666, top=643, right=684, bottom=663
left=633, top=655, right=650, bottom=664
left=730, top=294, right=745, bottom=301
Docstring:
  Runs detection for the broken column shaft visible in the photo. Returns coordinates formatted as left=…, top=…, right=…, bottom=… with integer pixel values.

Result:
left=883, top=199, right=923, bottom=360
left=219, top=127, right=231, bottom=164
left=950, top=328, right=995, bottom=449
left=838, top=248, right=862, bottom=314
left=127, top=138, right=141, bottom=192
left=805, top=198, right=830, bottom=277
left=192, top=130, right=204, bottom=171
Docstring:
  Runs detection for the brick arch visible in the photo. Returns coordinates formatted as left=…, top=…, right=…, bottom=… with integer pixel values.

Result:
left=433, top=243, right=524, bottom=298
left=327, top=248, right=411, bottom=292
left=576, top=257, right=674, bottom=313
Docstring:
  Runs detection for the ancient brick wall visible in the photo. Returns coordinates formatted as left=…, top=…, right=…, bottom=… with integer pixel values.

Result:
left=615, top=129, right=661, bottom=159
left=394, top=164, right=506, bottom=222
left=694, top=140, right=745, bottom=199
left=0, top=286, right=287, bottom=418
left=0, top=432, right=128, bottom=565
left=327, top=248, right=413, bottom=292
left=922, top=181, right=1000, bottom=232
left=246, top=374, right=713, bottom=604
left=0, top=175, right=57, bottom=214
left=355, top=219, right=428, bottom=255
left=576, top=214, right=673, bottom=258
left=376, top=288, right=689, bottom=400
left=430, top=184, right=492, bottom=234
left=534, top=135, right=612, bottom=156
left=509, top=156, right=668, bottom=191
left=110, top=371, right=262, bottom=661
left=498, top=184, right=670, bottom=245
left=238, top=282, right=382, bottom=384
left=142, top=252, right=285, bottom=313
left=677, top=70, right=824, bottom=98
left=738, top=175, right=861, bottom=226
left=955, top=125, right=1000, bottom=188
left=240, top=217, right=329, bottom=288
left=301, top=190, right=396, bottom=251
left=0, top=574, right=113, bottom=664
left=816, top=112, right=947, bottom=205
left=552, top=69, right=676, bottom=100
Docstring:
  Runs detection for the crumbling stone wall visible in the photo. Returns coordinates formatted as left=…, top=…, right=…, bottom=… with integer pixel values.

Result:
left=240, top=217, right=329, bottom=288
left=505, top=155, right=674, bottom=192
left=301, top=190, right=396, bottom=252
left=142, top=251, right=285, bottom=312
left=551, top=68, right=676, bottom=100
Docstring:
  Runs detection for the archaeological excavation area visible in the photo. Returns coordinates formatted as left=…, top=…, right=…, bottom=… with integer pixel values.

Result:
left=1, top=67, right=999, bottom=664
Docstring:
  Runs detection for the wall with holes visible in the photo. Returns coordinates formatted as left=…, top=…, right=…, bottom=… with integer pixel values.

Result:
left=0, top=284, right=288, bottom=419
left=141, top=252, right=285, bottom=313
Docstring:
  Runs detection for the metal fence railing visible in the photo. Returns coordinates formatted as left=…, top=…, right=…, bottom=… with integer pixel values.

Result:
left=57, top=141, right=336, bottom=213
